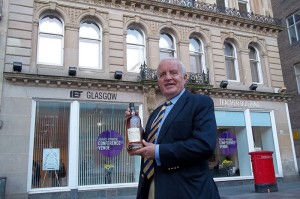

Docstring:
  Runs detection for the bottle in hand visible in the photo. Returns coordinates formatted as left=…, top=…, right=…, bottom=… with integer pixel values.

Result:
left=126, top=103, right=143, bottom=151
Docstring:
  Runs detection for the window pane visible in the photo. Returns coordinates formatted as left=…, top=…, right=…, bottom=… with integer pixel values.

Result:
left=160, top=51, right=173, bottom=60
left=127, top=29, right=144, bottom=45
left=189, top=38, right=201, bottom=52
left=80, top=22, right=101, bottom=40
left=190, top=54, right=202, bottom=73
left=189, top=37, right=203, bottom=73
left=210, top=128, right=243, bottom=178
left=78, top=103, right=140, bottom=186
left=238, top=2, right=247, bottom=12
left=79, top=22, right=101, bottom=68
left=297, top=23, right=300, bottom=41
left=38, top=36, right=63, bottom=65
left=40, top=16, right=63, bottom=35
left=216, top=0, right=225, bottom=7
left=159, top=33, right=173, bottom=49
left=225, top=58, right=236, bottom=80
left=127, top=45, right=144, bottom=73
left=295, top=12, right=300, bottom=23
left=126, top=28, right=145, bottom=73
left=224, top=43, right=234, bottom=56
left=289, top=26, right=297, bottom=44
left=32, top=102, right=70, bottom=188
left=250, top=61, right=259, bottom=83
left=79, top=40, right=100, bottom=68
left=295, top=64, right=300, bottom=93
left=249, top=47, right=256, bottom=59
left=287, top=16, right=295, bottom=27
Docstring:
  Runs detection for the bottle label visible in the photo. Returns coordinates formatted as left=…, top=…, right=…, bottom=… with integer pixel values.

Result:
left=128, top=127, right=141, bottom=142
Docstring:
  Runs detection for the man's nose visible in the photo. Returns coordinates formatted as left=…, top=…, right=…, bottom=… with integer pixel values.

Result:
left=165, top=72, right=172, bottom=79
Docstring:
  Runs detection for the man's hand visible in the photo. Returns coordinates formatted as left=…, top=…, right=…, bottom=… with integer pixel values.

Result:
left=129, top=140, right=156, bottom=160
left=125, top=108, right=131, bottom=120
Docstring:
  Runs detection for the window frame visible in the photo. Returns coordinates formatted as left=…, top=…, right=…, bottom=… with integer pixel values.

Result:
left=238, top=0, right=250, bottom=13
left=286, top=11, right=300, bottom=44
left=159, top=32, right=176, bottom=60
left=189, top=36, right=206, bottom=74
left=248, top=46, right=263, bottom=84
left=224, top=41, right=240, bottom=82
left=79, top=20, right=102, bottom=69
left=294, top=63, right=300, bottom=94
left=37, top=15, right=64, bottom=66
left=126, top=27, right=146, bottom=73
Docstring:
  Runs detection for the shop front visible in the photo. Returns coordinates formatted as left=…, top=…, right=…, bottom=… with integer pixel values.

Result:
left=27, top=92, right=297, bottom=196
left=2, top=73, right=298, bottom=198
left=210, top=97, right=297, bottom=182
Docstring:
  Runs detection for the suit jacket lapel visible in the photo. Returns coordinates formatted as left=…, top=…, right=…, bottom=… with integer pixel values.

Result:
left=156, top=91, right=189, bottom=143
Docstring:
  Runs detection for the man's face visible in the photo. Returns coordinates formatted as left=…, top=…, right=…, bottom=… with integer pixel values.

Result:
left=157, top=59, right=187, bottom=100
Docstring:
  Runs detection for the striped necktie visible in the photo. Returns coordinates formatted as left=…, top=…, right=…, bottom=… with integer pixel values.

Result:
left=143, top=101, right=172, bottom=179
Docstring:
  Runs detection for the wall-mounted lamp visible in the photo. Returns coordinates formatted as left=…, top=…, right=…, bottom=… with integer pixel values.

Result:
left=68, top=66, right=77, bottom=76
left=220, top=80, right=228, bottom=89
left=114, top=71, right=123, bottom=80
left=249, top=83, right=258, bottom=91
left=278, top=86, right=286, bottom=93
left=13, top=62, right=22, bottom=72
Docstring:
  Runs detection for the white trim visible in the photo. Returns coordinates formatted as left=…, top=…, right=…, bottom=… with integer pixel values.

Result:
left=244, top=109, right=255, bottom=153
left=270, top=110, right=283, bottom=177
left=27, top=100, right=37, bottom=192
left=285, top=103, right=299, bottom=172
left=69, top=101, right=80, bottom=189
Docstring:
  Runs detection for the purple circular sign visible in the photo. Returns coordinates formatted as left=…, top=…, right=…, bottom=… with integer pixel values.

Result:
left=97, top=130, right=124, bottom=157
left=218, top=131, right=237, bottom=155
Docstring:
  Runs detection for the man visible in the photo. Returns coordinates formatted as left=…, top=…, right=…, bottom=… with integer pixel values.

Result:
left=129, top=57, right=220, bottom=199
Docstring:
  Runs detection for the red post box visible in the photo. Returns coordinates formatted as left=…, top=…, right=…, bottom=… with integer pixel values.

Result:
left=249, top=150, right=278, bottom=193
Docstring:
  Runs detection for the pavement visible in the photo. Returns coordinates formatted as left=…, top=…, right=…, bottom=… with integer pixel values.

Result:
left=218, top=178, right=300, bottom=199
left=101, top=177, right=300, bottom=199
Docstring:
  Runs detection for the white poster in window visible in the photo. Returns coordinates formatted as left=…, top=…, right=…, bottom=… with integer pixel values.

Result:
left=42, top=148, right=60, bottom=171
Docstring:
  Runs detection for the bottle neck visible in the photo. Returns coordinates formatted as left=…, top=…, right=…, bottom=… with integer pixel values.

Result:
left=130, top=107, right=136, bottom=116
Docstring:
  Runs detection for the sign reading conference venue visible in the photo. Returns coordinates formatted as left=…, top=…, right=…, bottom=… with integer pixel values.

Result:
left=97, top=130, right=124, bottom=157
left=218, top=131, right=237, bottom=155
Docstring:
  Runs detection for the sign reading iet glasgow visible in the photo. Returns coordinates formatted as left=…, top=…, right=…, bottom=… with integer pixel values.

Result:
left=70, top=90, right=118, bottom=101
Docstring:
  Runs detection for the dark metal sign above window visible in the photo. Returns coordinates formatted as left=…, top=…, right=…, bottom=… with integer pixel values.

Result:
left=70, top=90, right=118, bottom=101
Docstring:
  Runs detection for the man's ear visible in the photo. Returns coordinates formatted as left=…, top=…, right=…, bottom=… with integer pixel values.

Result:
left=184, top=74, right=188, bottom=81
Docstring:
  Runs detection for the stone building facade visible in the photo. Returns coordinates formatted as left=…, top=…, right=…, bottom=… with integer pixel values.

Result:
left=0, top=0, right=298, bottom=198
left=271, top=0, right=300, bottom=171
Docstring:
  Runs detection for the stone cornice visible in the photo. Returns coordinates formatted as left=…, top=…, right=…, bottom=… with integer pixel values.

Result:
left=4, top=72, right=292, bottom=102
left=35, top=0, right=283, bottom=34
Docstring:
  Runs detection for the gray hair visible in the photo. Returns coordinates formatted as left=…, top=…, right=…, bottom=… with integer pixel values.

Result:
left=157, top=57, right=187, bottom=77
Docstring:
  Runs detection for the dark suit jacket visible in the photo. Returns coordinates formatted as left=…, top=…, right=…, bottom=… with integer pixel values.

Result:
left=137, top=90, right=220, bottom=199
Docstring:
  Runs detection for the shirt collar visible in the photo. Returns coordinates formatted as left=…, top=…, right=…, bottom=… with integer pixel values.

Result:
left=169, top=88, right=185, bottom=105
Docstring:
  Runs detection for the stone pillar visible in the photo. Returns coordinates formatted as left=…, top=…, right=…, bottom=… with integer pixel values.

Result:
left=240, top=49, right=252, bottom=84
left=147, top=36, right=160, bottom=69
left=178, top=40, right=190, bottom=71
left=64, top=24, right=79, bottom=70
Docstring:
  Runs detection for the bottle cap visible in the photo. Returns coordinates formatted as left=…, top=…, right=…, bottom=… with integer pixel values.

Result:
left=129, top=103, right=134, bottom=108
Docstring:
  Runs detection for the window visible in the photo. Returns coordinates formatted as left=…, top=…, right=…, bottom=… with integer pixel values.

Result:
left=238, top=0, right=250, bottom=13
left=78, top=102, right=140, bottom=185
left=295, top=63, right=300, bottom=93
left=159, top=33, right=175, bottom=59
left=224, top=41, right=239, bottom=81
left=249, top=46, right=263, bottom=83
left=216, top=0, right=226, bottom=8
left=37, top=15, right=64, bottom=66
left=79, top=21, right=102, bottom=68
left=126, top=28, right=145, bottom=73
left=32, top=101, right=70, bottom=188
left=189, top=37, right=205, bottom=73
left=286, top=11, right=300, bottom=44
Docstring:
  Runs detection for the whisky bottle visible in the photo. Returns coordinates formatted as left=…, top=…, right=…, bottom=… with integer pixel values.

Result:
left=126, top=103, right=143, bottom=151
